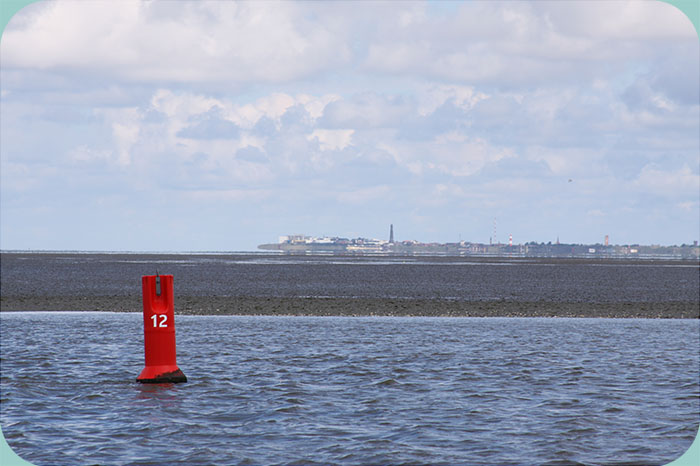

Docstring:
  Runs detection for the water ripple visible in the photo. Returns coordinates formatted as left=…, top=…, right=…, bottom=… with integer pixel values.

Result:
left=1, top=313, right=698, bottom=465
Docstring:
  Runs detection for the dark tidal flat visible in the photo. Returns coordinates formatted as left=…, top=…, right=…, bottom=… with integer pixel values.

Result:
left=1, top=252, right=698, bottom=318
left=2, top=295, right=698, bottom=319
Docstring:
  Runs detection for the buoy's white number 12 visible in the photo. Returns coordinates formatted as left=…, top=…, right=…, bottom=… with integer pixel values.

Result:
left=151, top=314, right=168, bottom=327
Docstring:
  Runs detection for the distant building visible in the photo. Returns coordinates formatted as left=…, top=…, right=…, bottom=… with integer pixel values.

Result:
left=259, top=228, right=700, bottom=259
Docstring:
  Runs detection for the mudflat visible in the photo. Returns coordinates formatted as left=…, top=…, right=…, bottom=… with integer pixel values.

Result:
left=1, top=295, right=697, bottom=318
left=2, top=252, right=698, bottom=318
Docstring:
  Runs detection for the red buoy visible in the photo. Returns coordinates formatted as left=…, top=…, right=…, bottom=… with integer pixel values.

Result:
left=136, top=274, right=187, bottom=383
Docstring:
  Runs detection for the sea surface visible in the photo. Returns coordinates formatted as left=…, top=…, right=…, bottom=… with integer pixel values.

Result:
left=1, top=312, right=699, bottom=466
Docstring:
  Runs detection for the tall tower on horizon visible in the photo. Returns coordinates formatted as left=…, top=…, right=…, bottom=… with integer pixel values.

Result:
left=493, top=218, right=497, bottom=245
left=389, top=224, right=394, bottom=243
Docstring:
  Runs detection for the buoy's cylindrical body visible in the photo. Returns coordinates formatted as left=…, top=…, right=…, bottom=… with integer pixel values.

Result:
left=137, top=275, right=187, bottom=383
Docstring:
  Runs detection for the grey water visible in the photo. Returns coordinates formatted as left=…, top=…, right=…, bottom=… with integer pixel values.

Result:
left=1, top=312, right=699, bottom=465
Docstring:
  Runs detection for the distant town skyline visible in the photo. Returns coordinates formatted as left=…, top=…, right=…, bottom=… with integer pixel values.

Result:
left=1, top=1, right=698, bottom=251
left=268, top=227, right=699, bottom=249
left=259, top=230, right=699, bottom=259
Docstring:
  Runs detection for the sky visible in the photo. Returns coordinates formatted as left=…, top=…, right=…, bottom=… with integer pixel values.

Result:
left=0, top=0, right=698, bottom=252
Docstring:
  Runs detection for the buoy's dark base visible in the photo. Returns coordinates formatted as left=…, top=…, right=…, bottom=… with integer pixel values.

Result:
left=136, top=368, right=187, bottom=384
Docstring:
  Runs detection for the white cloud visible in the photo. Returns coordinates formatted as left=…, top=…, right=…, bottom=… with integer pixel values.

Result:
left=677, top=201, right=699, bottom=213
left=0, top=161, right=54, bottom=193
left=483, top=177, right=545, bottom=196
left=336, top=185, right=391, bottom=204
left=307, top=129, right=355, bottom=151
left=93, top=107, right=142, bottom=166
left=183, top=188, right=273, bottom=203
left=4, top=0, right=695, bottom=93
left=321, top=93, right=414, bottom=129
left=398, top=134, right=515, bottom=177
left=150, top=90, right=222, bottom=120
left=525, top=146, right=602, bottom=177
left=537, top=0, right=697, bottom=41
left=234, top=93, right=297, bottom=127
left=417, top=84, right=489, bottom=116
left=633, top=165, right=700, bottom=197
left=363, top=0, right=696, bottom=85
left=297, top=94, right=342, bottom=120
left=69, top=145, right=112, bottom=164
left=3, top=0, right=349, bottom=84
left=148, top=90, right=341, bottom=134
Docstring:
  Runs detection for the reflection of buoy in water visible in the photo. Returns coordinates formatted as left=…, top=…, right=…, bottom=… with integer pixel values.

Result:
left=136, top=274, right=187, bottom=383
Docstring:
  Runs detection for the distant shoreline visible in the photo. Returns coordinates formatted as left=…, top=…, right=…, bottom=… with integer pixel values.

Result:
left=1, top=296, right=697, bottom=319
left=1, top=250, right=698, bottom=266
